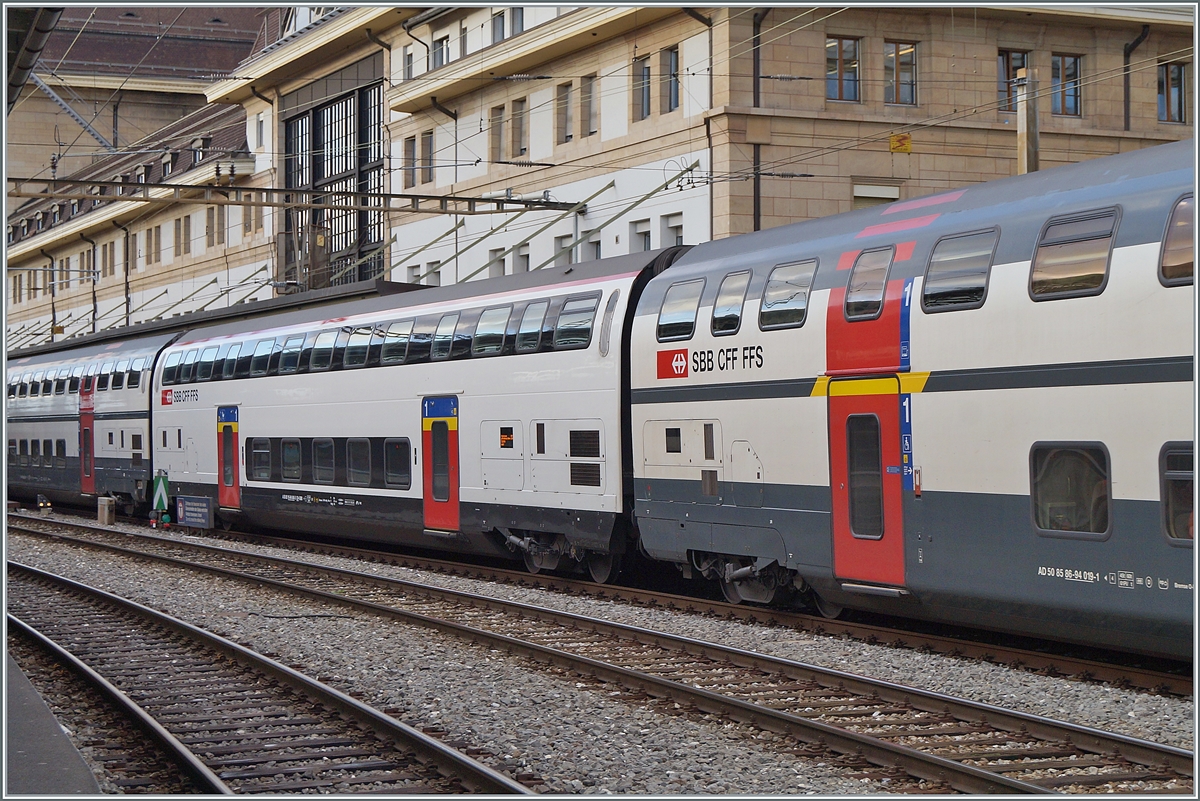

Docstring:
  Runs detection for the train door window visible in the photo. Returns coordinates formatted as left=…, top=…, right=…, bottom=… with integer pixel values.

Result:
left=344, top=327, right=374, bottom=368
left=278, top=336, right=305, bottom=374
left=112, top=360, right=129, bottom=389
left=131, top=434, right=143, bottom=466
left=923, top=229, right=999, bottom=312
left=82, top=430, right=92, bottom=476
left=703, top=423, right=716, bottom=461
left=249, top=340, right=274, bottom=376
left=847, top=415, right=884, bottom=539
left=195, top=348, right=219, bottom=381
left=281, top=438, right=301, bottom=481
left=381, top=320, right=414, bottom=364
left=517, top=301, right=549, bottom=352
left=161, top=352, right=182, bottom=384
left=665, top=427, right=682, bottom=454
left=178, top=351, right=198, bottom=384
left=431, top=422, right=450, bottom=500
left=251, top=438, right=272, bottom=480
left=1160, top=444, right=1193, bottom=542
left=1030, top=208, right=1118, bottom=299
left=309, top=331, right=338, bottom=371
left=313, top=439, right=335, bottom=484
left=177, top=429, right=183, bottom=449
left=128, top=358, right=145, bottom=389
left=473, top=306, right=512, bottom=356
left=845, top=249, right=895, bottom=321
left=55, top=440, right=66, bottom=469
left=760, top=259, right=818, bottom=329
left=555, top=295, right=600, bottom=349
left=1160, top=195, right=1193, bottom=286
left=431, top=314, right=460, bottom=361
left=384, top=438, right=412, bottom=489
left=162, top=430, right=169, bottom=448
left=347, top=438, right=371, bottom=486
left=7, top=440, right=16, bottom=466
left=18, top=440, right=29, bottom=466
left=30, top=440, right=40, bottom=467
left=221, top=344, right=242, bottom=379
left=1030, top=444, right=1111, bottom=538
left=712, top=271, right=751, bottom=335
left=657, top=279, right=705, bottom=341
left=536, top=422, right=546, bottom=454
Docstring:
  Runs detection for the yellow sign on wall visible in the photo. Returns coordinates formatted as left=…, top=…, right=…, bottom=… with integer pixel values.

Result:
left=889, top=133, right=913, bottom=153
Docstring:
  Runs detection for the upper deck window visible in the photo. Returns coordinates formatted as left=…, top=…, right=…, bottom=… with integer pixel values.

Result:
left=1160, top=195, right=1193, bottom=286
left=309, top=331, right=338, bottom=371
left=760, top=260, right=818, bottom=329
left=249, top=339, right=275, bottom=376
left=195, top=349, right=218, bottom=381
left=344, top=327, right=374, bottom=368
left=431, top=313, right=460, bottom=361
left=278, top=336, right=305, bottom=373
left=922, top=229, right=998, bottom=312
left=657, top=279, right=705, bottom=342
left=712, top=271, right=750, bottom=336
left=473, top=307, right=511, bottom=356
left=845, top=249, right=894, bottom=321
left=1030, top=208, right=1118, bottom=299
left=517, top=301, right=549, bottom=352
left=381, top=320, right=414, bottom=364
left=162, top=352, right=182, bottom=385
left=554, top=295, right=600, bottom=349
left=221, top=344, right=241, bottom=379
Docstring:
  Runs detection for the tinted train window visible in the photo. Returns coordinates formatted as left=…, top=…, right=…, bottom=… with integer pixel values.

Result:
left=473, top=306, right=511, bottom=356
left=1031, top=444, right=1110, bottom=538
left=1161, top=444, right=1193, bottom=542
left=251, top=438, right=271, bottom=480
left=760, top=259, right=818, bottom=329
left=161, top=352, right=182, bottom=385
left=712, top=271, right=750, bottom=335
left=1160, top=195, right=1193, bottom=286
left=41, top=373, right=53, bottom=394
left=555, top=295, right=600, bottom=349
left=384, top=439, right=412, bottom=488
left=112, top=360, right=129, bottom=390
left=7, top=381, right=16, bottom=398
left=30, top=440, right=40, bottom=466
left=922, top=229, right=998, bottom=312
left=222, top=344, right=242, bottom=379
left=517, top=301, right=548, bottom=352
left=665, top=428, right=681, bottom=453
left=128, top=358, right=145, bottom=389
left=1031, top=208, right=1117, bottom=299
left=249, top=340, right=274, bottom=376
left=847, top=415, right=884, bottom=539
left=54, top=377, right=66, bottom=395
left=43, top=439, right=53, bottom=466
left=7, top=440, right=16, bottom=465
left=431, top=313, right=459, bottom=361
left=381, top=320, right=414, bottom=364
left=313, top=439, right=335, bottom=483
left=344, top=327, right=373, bottom=368
left=195, top=349, right=218, bottom=381
left=310, top=331, right=337, bottom=371
left=657, top=279, right=705, bottom=341
left=178, top=351, right=198, bottom=384
left=30, top=372, right=42, bottom=396
left=845, top=249, right=894, bottom=321
left=281, top=438, right=301, bottom=481
left=279, top=336, right=305, bottom=374
left=347, top=438, right=371, bottom=486
left=97, top=363, right=114, bottom=391
left=18, top=440, right=28, bottom=466
left=55, top=440, right=67, bottom=469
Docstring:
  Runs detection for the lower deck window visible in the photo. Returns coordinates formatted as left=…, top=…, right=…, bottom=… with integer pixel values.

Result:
left=347, top=438, right=371, bottom=486
left=384, top=438, right=411, bottom=488
left=1161, top=444, right=1193, bottom=541
left=847, top=415, right=883, bottom=539
left=282, top=439, right=301, bottom=481
left=251, top=438, right=272, bottom=480
left=1031, top=445, right=1110, bottom=537
left=29, top=440, right=40, bottom=466
left=7, top=440, right=16, bottom=466
left=313, top=439, right=335, bottom=483
left=18, top=440, right=29, bottom=466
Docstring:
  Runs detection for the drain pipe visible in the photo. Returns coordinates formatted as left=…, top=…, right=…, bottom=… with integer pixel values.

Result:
left=752, top=8, right=770, bottom=232
left=79, top=232, right=98, bottom=333
left=112, top=220, right=131, bottom=326
left=39, top=248, right=57, bottom=342
left=1123, top=25, right=1150, bottom=132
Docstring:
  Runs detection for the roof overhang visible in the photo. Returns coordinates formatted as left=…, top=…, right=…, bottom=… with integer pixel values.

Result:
left=981, top=5, right=1193, bottom=26
left=38, top=71, right=213, bottom=95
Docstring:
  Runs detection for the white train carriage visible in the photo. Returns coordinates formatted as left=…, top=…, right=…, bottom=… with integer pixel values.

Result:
left=7, top=335, right=172, bottom=511
left=628, top=140, right=1193, bottom=657
left=151, top=251, right=682, bottom=578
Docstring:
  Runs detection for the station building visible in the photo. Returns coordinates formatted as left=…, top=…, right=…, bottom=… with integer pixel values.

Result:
left=6, top=5, right=1194, bottom=347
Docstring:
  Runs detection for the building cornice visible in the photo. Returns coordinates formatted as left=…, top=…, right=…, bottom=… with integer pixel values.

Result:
left=981, top=5, right=1193, bottom=26
left=37, top=72, right=212, bottom=95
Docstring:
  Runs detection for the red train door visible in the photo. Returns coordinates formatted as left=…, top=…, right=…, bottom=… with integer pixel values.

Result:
left=79, top=379, right=95, bottom=494
left=217, top=406, right=240, bottom=508
left=422, top=396, right=459, bottom=532
left=828, top=376, right=906, bottom=587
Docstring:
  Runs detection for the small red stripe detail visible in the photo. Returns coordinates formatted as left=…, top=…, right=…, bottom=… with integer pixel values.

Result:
left=882, top=190, right=965, bottom=215
left=895, top=241, right=916, bottom=261
left=855, top=213, right=940, bottom=239
left=837, top=250, right=861, bottom=270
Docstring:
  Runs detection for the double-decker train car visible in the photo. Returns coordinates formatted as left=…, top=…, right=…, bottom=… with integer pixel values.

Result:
left=6, top=141, right=1193, bottom=658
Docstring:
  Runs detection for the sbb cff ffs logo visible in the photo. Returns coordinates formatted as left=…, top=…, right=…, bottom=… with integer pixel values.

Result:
left=657, top=348, right=689, bottom=379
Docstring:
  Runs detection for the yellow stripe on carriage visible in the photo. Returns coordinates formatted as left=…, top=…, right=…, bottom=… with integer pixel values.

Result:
left=422, top=417, right=459, bottom=432
left=816, top=372, right=930, bottom=397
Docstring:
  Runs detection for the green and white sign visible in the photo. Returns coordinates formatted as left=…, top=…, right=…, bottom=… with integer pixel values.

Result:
left=152, top=475, right=170, bottom=511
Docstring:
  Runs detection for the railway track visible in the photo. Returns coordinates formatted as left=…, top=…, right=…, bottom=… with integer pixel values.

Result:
left=5, top=562, right=531, bottom=795
left=10, top=517, right=1194, bottom=794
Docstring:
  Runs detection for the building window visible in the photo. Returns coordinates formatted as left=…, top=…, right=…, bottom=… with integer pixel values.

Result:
left=631, top=219, right=651, bottom=252
left=884, top=41, right=917, bottom=104
left=555, top=235, right=574, bottom=267
left=432, top=36, right=448, bottom=69
left=581, top=74, right=598, bottom=136
left=1031, top=445, right=1110, bottom=537
left=515, top=244, right=530, bottom=272
left=511, top=98, right=528, bottom=156
left=512, top=7, right=524, bottom=35
left=256, top=112, right=264, bottom=148
left=557, top=82, right=574, bottom=143
left=826, top=37, right=860, bottom=101
left=1051, top=54, right=1081, bottom=115
left=998, top=49, right=1028, bottom=111
left=633, top=57, right=651, bottom=120
left=458, top=25, right=467, bottom=60
left=662, top=47, right=679, bottom=112
left=489, top=106, right=505, bottom=163
left=161, top=153, right=173, bottom=177
left=488, top=248, right=506, bottom=277
left=420, top=129, right=435, bottom=184
left=663, top=213, right=683, bottom=247
left=403, top=46, right=414, bottom=80
left=404, top=136, right=417, bottom=188
left=206, top=205, right=225, bottom=247
left=175, top=215, right=191, bottom=256
left=1158, top=62, right=1187, bottom=123
left=492, top=11, right=505, bottom=44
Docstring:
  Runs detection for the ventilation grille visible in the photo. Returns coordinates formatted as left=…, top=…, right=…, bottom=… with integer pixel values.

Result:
left=569, top=429, right=600, bottom=458
left=570, top=463, right=602, bottom=487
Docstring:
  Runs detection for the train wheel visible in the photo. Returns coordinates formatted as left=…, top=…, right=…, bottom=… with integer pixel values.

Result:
left=720, top=579, right=743, bottom=604
left=522, top=550, right=541, bottom=574
left=585, top=551, right=621, bottom=584
left=811, top=592, right=844, bottom=620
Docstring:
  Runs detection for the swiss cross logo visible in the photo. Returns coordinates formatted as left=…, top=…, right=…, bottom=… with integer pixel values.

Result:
left=161, top=389, right=173, bottom=405
left=657, top=348, right=689, bottom=379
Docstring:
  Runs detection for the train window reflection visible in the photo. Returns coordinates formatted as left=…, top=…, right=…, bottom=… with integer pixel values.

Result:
left=1031, top=445, right=1110, bottom=538
left=381, top=320, right=414, bottom=364
left=845, top=249, right=894, bottom=321
left=281, top=439, right=301, bottom=481
left=222, top=344, right=241, bottom=379
left=177, top=351, right=198, bottom=384
left=313, top=439, right=335, bottom=483
left=431, top=313, right=460, bottom=361
left=309, top=331, right=338, bottom=371
left=1160, top=196, right=1193, bottom=286
left=278, top=336, right=305, bottom=374
left=657, top=279, right=705, bottom=341
left=712, top=272, right=750, bottom=335
left=249, top=339, right=274, bottom=376
left=128, top=358, right=145, bottom=389
left=384, top=438, right=412, bottom=489
left=517, top=301, right=548, bottom=352
left=1161, top=445, right=1193, bottom=542
left=251, top=438, right=272, bottom=480
left=923, top=229, right=998, bottom=311
left=347, top=438, right=371, bottom=486
left=195, top=349, right=218, bottom=381
left=1031, top=208, right=1117, bottom=299
left=473, top=306, right=512, bottom=356
left=760, top=259, right=818, bottom=329
left=162, top=352, right=182, bottom=385
left=344, top=327, right=373, bottom=368
left=555, top=295, right=600, bottom=349
left=111, top=360, right=128, bottom=389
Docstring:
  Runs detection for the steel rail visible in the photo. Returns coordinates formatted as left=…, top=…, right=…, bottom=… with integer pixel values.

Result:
left=6, top=561, right=533, bottom=796
left=16, top=523, right=1194, bottom=792
left=8, top=613, right=233, bottom=794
